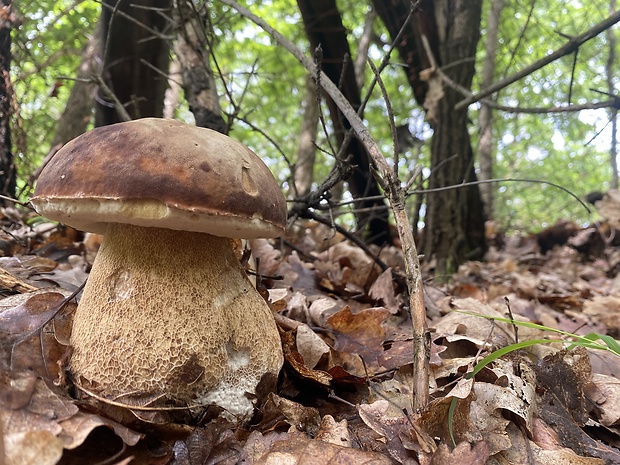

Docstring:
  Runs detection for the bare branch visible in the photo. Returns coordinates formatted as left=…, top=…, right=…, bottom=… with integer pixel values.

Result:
left=455, top=9, right=620, bottom=110
left=354, top=6, right=377, bottom=89
left=422, top=35, right=620, bottom=115
left=219, top=0, right=430, bottom=411
left=93, top=75, right=131, bottom=122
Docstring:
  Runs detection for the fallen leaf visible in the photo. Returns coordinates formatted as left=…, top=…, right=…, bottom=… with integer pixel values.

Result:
left=282, top=329, right=332, bottom=386
left=358, top=400, right=427, bottom=464
left=4, top=429, right=64, bottom=465
left=242, top=430, right=394, bottom=464
left=296, top=324, right=330, bottom=370
left=0, top=292, right=68, bottom=341
left=315, top=415, right=350, bottom=447
left=430, top=440, right=490, bottom=465
left=587, top=374, right=620, bottom=427
left=368, top=268, right=400, bottom=314
left=326, top=306, right=390, bottom=369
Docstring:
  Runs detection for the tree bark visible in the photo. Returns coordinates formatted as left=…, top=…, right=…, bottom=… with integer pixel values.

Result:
left=607, top=0, right=618, bottom=189
left=95, top=0, right=172, bottom=126
left=372, top=0, right=438, bottom=105
left=297, top=0, right=392, bottom=245
left=173, top=0, right=226, bottom=133
left=52, top=23, right=101, bottom=147
left=163, top=56, right=182, bottom=119
left=0, top=0, right=16, bottom=202
left=421, top=1, right=486, bottom=274
left=354, top=6, right=377, bottom=89
left=375, top=0, right=487, bottom=273
left=477, top=0, right=504, bottom=219
left=293, top=75, right=320, bottom=197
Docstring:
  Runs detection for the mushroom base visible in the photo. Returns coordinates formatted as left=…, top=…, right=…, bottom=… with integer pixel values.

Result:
left=69, top=223, right=283, bottom=420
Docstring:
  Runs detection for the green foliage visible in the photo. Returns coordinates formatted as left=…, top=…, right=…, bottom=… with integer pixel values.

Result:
left=456, top=310, right=620, bottom=377
left=11, top=0, right=618, bottom=234
left=447, top=309, right=620, bottom=447
left=13, top=0, right=99, bottom=196
left=204, top=1, right=321, bottom=191
left=474, top=0, right=617, bottom=232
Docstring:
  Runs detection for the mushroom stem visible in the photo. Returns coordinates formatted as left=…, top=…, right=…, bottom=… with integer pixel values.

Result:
left=70, top=223, right=283, bottom=418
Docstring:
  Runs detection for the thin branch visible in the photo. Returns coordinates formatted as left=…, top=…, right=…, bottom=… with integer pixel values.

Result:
left=354, top=6, right=377, bottom=89
left=501, top=0, right=536, bottom=80
left=97, top=0, right=174, bottom=41
left=325, top=177, right=591, bottom=216
left=300, top=209, right=392, bottom=274
left=92, top=75, right=132, bottom=122
left=486, top=98, right=620, bottom=114
left=455, top=9, right=620, bottom=110
left=410, top=177, right=591, bottom=214
left=422, top=34, right=620, bottom=115
left=218, top=0, right=430, bottom=411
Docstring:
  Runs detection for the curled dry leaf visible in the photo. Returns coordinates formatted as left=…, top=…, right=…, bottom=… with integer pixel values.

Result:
left=525, top=418, right=608, bottom=465
left=358, top=399, right=409, bottom=442
left=58, top=410, right=143, bottom=449
left=417, top=381, right=481, bottom=446
left=281, top=328, right=332, bottom=386
left=583, top=295, right=620, bottom=336
left=287, top=291, right=311, bottom=324
left=533, top=347, right=620, bottom=462
left=308, top=296, right=341, bottom=327
left=296, top=324, right=330, bottom=370
left=315, top=415, right=351, bottom=447
left=470, top=384, right=518, bottom=455
left=594, top=189, right=620, bottom=228
left=484, top=357, right=536, bottom=436
left=264, top=393, right=321, bottom=436
left=326, top=306, right=390, bottom=369
left=587, top=373, right=620, bottom=427
left=430, top=441, right=490, bottom=465
left=243, top=430, right=394, bottom=465
left=419, top=67, right=444, bottom=125
left=535, top=346, right=592, bottom=426
left=433, top=298, right=515, bottom=350
left=251, top=237, right=283, bottom=277
left=368, top=268, right=401, bottom=314
left=358, top=399, right=431, bottom=464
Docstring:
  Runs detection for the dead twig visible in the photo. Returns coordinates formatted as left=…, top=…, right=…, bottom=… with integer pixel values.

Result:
left=455, top=9, right=620, bottom=110
left=220, top=0, right=430, bottom=411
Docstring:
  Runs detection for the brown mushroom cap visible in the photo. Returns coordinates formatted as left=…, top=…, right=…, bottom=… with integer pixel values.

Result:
left=31, top=118, right=287, bottom=238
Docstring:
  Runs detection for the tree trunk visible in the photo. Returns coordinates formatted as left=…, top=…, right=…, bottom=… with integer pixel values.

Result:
left=421, top=1, right=486, bottom=274
left=173, top=0, right=226, bottom=133
left=607, top=0, right=618, bottom=189
left=354, top=6, right=377, bottom=89
left=297, top=0, right=392, bottom=245
left=477, top=0, right=504, bottom=219
left=163, top=56, right=182, bottom=119
left=0, top=0, right=16, bottom=203
left=52, top=23, right=101, bottom=147
left=95, top=0, right=172, bottom=126
left=375, top=0, right=487, bottom=273
left=293, top=75, right=320, bottom=197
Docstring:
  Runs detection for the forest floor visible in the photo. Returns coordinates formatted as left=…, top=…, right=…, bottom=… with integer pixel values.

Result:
left=1, top=209, right=620, bottom=464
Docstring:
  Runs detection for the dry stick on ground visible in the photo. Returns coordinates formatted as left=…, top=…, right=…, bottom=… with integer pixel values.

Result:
left=220, top=0, right=430, bottom=411
left=455, top=9, right=620, bottom=110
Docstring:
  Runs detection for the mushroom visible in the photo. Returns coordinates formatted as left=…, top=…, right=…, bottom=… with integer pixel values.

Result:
left=30, top=118, right=286, bottom=420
